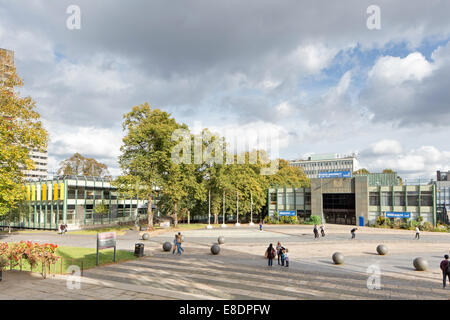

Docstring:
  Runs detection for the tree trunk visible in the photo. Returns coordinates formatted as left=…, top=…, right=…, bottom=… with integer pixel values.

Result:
left=173, top=202, right=178, bottom=228
left=188, top=210, right=190, bottom=224
left=214, top=214, right=218, bottom=225
left=147, top=193, right=154, bottom=230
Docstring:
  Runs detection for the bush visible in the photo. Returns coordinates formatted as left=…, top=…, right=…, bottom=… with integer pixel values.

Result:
left=376, top=216, right=386, bottom=226
left=280, top=216, right=298, bottom=224
left=421, top=222, right=433, bottom=232
left=309, top=215, right=322, bottom=225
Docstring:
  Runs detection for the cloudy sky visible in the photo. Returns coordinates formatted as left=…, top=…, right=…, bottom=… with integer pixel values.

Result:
left=2, top=0, right=450, bottom=179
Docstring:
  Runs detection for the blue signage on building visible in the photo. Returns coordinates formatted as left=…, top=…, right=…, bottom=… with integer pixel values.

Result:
left=278, top=210, right=296, bottom=217
left=385, top=211, right=411, bottom=218
left=318, top=171, right=352, bottom=178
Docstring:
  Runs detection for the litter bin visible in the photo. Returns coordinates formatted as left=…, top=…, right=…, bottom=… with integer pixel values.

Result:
left=134, top=243, right=144, bottom=257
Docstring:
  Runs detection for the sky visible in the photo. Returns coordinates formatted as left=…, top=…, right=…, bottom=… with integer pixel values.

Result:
left=1, top=0, right=450, bottom=180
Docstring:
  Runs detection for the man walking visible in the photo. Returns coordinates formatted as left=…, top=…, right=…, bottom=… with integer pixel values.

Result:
left=350, top=227, right=357, bottom=239
left=176, top=232, right=184, bottom=255
left=313, top=225, right=319, bottom=239
left=440, top=255, right=450, bottom=289
left=415, top=226, right=420, bottom=240
left=320, top=224, right=326, bottom=237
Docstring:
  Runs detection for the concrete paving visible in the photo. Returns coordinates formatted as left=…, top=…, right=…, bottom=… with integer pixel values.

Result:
left=1, top=224, right=450, bottom=299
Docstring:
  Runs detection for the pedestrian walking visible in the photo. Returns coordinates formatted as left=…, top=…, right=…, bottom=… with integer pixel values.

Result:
left=415, top=227, right=420, bottom=240
left=276, top=242, right=284, bottom=265
left=320, top=224, right=326, bottom=237
left=350, top=227, right=357, bottom=239
left=259, top=221, right=263, bottom=232
left=265, top=243, right=276, bottom=267
left=172, top=233, right=177, bottom=255
left=440, top=255, right=450, bottom=289
left=283, top=249, right=289, bottom=268
left=176, top=232, right=184, bottom=255
left=313, top=224, right=319, bottom=239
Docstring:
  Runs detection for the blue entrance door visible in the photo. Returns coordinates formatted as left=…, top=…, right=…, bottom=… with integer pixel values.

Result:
left=359, top=216, right=364, bottom=226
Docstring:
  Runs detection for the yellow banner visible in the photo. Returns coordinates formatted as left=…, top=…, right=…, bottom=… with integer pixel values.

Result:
left=42, top=184, right=47, bottom=201
left=53, top=184, right=58, bottom=201
left=26, top=185, right=30, bottom=201
left=31, top=185, right=36, bottom=201
left=60, top=183, right=64, bottom=200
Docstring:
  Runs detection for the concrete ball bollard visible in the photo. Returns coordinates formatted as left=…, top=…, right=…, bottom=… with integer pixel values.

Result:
left=218, top=236, right=225, bottom=244
left=413, top=257, right=428, bottom=271
left=332, top=252, right=344, bottom=265
left=142, top=233, right=150, bottom=241
left=163, top=242, right=172, bottom=252
left=211, top=244, right=221, bottom=255
left=376, top=244, right=388, bottom=255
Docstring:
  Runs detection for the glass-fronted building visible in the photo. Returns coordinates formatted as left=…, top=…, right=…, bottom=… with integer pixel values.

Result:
left=0, top=176, right=148, bottom=230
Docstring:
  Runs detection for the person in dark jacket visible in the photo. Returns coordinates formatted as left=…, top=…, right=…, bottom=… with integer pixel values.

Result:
left=313, top=225, right=319, bottom=239
left=350, top=227, right=358, bottom=239
left=440, top=254, right=450, bottom=288
left=266, top=243, right=276, bottom=266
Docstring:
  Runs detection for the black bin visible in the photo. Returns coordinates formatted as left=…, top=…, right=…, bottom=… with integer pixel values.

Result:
left=134, top=243, right=144, bottom=257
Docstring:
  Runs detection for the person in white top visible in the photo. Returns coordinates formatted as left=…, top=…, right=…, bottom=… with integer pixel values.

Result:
left=415, top=226, right=420, bottom=240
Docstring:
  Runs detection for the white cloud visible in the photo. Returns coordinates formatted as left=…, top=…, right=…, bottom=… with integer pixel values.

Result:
left=370, top=139, right=403, bottom=155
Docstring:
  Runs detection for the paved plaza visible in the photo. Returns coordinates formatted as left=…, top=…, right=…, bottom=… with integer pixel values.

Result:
left=1, top=224, right=450, bottom=299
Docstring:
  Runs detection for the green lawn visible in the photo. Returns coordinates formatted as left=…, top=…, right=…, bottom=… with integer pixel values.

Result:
left=4, top=246, right=137, bottom=275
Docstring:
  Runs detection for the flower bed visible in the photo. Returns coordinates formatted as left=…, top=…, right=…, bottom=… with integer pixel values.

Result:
left=0, top=241, right=59, bottom=278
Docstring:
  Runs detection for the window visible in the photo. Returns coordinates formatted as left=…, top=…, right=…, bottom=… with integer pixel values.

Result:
left=369, top=192, right=379, bottom=206
left=394, top=192, right=405, bottom=206
left=407, top=191, right=419, bottom=206
left=421, top=191, right=433, bottom=206
left=381, top=192, right=392, bottom=206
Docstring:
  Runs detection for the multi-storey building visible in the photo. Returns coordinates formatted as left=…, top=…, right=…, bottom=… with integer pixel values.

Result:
left=268, top=173, right=437, bottom=226
left=435, top=171, right=450, bottom=224
left=289, top=153, right=358, bottom=179
left=1, top=48, right=48, bottom=181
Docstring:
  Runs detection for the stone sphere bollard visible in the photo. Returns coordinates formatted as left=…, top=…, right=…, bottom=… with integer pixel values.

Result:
left=218, top=236, right=225, bottom=244
left=413, top=257, right=428, bottom=271
left=376, top=244, right=388, bottom=255
left=211, top=244, right=221, bottom=255
left=142, top=233, right=150, bottom=241
left=332, top=252, right=344, bottom=265
left=163, top=242, right=172, bottom=252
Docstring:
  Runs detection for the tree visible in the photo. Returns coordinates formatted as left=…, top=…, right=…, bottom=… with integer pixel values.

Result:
left=267, top=159, right=310, bottom=188
left=0, top=67, right=48, bottom=217
left=382, top=169, right=395, bottom=174
left=117, top=103, right=180, bottom=230
left=353, top=168, right=370, bottom=175
left=57, top=153, right=110, bottom=177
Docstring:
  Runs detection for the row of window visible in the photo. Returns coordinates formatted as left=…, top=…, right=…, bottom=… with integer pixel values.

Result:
left=369, top=191, right=433, bottom=206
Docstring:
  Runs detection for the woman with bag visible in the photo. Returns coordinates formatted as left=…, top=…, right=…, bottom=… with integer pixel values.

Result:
left=265, top=243, right=276, bottom=267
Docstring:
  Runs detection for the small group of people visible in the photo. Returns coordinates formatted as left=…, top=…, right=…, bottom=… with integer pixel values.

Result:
left=266, top=242, right=289, bottom=267
left=58, top=223, right=68, bottom=235
left=313, top=224, right=326, bottom=239
left=172, top=232, right=184, bottom=255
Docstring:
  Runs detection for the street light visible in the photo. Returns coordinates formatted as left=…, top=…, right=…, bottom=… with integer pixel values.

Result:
left=221, top=190, right=227, bottom=228
left=249, top=191, right=254, bottom=226
left=235, top=191, right=240, bottom=227
left=206, top=189, right=213, bottom=229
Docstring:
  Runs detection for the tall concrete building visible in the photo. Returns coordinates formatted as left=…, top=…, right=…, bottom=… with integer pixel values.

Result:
left=290, top=153, right=358, bottom=179
left=1, top=48, right=48, bottom=181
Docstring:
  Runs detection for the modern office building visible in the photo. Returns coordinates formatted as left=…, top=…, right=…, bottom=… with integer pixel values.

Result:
left=289, top=153, right=358, bottom=179
left=0, top=176, right=149, bottom=230
left=268, top=173, right=437, bottom=226
left=1, top=48, right=48, bottom=181
left=435, top=171, right=450, bottom=224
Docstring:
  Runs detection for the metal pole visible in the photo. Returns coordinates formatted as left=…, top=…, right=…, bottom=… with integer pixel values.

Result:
left=221, top=190, right=226, bottom=228
left=235, top=191, right=240, bottom=227
left=249, top=191, right=254, bottom=225
left=206, top=189, right=212, bottom=229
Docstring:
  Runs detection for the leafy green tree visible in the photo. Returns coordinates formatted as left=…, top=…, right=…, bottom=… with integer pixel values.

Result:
left=267, top=159, right=310, bottom=188
left=117, top=103, right=180, bottom=229
left=353, top=168, right=370, bottom=175
left=0, top=67, right=48, bottom=217
left=57, top=153, right=110, bottom=177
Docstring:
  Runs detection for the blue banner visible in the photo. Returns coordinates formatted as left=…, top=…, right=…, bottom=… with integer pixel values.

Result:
left=385, top=211, right=411, bottom=218
left=318, top=171, right=352, bottom=178
left=278, top=210, right=296, bottom=217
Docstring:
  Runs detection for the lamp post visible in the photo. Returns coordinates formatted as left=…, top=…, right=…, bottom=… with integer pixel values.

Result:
left=249, top=191, right=254, bottom=226
left=206, top=189, right=213, bottom=229
left=235, top=191, right=240, bottom=227
left=221, top=190, right=227, bottom=228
